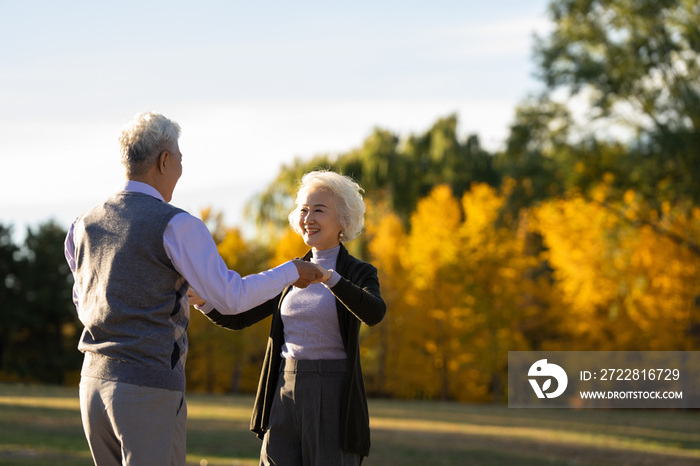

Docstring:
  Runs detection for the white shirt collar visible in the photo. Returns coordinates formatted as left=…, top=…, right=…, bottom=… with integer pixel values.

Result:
left=122, top=180, right=165, bottom=203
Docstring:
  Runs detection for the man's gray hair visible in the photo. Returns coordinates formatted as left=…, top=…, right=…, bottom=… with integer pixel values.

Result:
left=119, top=112, right=181, bottom=177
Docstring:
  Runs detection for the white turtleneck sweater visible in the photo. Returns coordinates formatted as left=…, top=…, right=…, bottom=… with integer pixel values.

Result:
left=280, top=245, right=347, bottom=360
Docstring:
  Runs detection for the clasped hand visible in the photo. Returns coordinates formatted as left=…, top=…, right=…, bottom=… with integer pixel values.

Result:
left=187, top=260, right=331, bottom=307
left=292, top=259, right=331, bottom=288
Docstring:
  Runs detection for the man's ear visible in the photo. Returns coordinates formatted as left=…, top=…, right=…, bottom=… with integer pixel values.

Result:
left=157, top=151, right=170, bottom=174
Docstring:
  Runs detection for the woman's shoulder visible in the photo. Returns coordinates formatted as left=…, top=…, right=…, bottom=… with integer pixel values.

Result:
left=339, top=248, right=378, bottom=277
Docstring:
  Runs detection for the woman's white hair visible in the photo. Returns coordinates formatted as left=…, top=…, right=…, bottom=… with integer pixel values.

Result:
left=289, top=170, right=366, bottom=242
left=119, top=112, right=181, bottom=177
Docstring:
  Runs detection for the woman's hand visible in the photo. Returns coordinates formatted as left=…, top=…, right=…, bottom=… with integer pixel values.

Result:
left=312, top=263, right=333, bottom=284
left=188, top=288, right=206, bottom=306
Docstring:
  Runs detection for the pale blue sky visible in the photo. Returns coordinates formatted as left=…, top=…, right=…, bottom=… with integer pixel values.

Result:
left=0, top=0, right=552, bottom=239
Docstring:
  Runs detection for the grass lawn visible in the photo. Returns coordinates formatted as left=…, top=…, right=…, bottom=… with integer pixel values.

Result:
left=1, top=383, right=700, bottom=465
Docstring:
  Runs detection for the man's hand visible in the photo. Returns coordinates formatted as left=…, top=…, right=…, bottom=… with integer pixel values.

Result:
left=292, top=259, right=324, bottom=288
left=187, top=288, right=206, bottom=307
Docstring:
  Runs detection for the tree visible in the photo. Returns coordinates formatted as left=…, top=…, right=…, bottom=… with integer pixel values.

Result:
left=534, top=0, right=700, bottom=203
left=186, top=211, right=275, bottom=393
left=1, top=221, right=81, bottom=384
left=495, top=96, right=573, bottom=213
left=454, top=181, right=541, bottom=401
left=244, top=154, right=337, bottom=242
left=245, top=116, right=500, bottom=241
left=532, top=181, right=700, bottom=350
left=403, top=115, right=500, bottom=212
left=364, top=202, right=408, bottom=397
left=0, top=223, right=23, bottom=377
left=381, top=183, right=538, bottom=402
left=269, top=228, right=309, bottom=267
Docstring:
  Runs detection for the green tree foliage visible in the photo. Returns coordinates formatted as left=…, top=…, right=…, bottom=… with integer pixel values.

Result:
left=246, top=115, right=500, bottom=241
left=0, top=224, right=23, bottom=376
left=0, top=221, right=81, bottom=384
left=495, top=96, right=573, bottom=212
left=533, top=0, right=700, bottom=203
left=495, top=95, right=634, bottom=215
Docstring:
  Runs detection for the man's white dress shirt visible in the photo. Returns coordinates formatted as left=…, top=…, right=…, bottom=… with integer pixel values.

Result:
left=65, top=181, right=299, bottom=315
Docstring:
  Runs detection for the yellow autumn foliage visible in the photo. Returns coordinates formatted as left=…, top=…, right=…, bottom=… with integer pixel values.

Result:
left=367, top=183, right=537, bottom=402
left=187, top=182, right=700, bottom=401
left=270, top=228, right=309, bottom=267
left=532, top=189, right=700, bottom=350
left=186, top=220, right=272, bottom=394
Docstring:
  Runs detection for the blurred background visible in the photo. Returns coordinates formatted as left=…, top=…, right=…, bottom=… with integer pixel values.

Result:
left=2, top=0, right=700, bottom=404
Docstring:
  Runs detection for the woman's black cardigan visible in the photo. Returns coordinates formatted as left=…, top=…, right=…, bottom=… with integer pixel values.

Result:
left=203, top=244, right=386, bottom=457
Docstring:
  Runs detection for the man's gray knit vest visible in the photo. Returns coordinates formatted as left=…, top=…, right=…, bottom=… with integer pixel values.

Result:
left=74, top=191, right=190, bottom=391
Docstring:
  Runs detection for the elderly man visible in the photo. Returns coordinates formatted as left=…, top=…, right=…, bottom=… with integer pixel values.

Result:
left=64, top=112, right=322, bottom=466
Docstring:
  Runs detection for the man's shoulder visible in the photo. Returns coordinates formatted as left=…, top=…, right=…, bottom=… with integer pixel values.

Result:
left=168, top=209, right=201, bottom=225
left=114, top=192, right=191, bottom=217
left=165, top=210, right=210, bottom=238
left=80, top=194, right=193, bottom=232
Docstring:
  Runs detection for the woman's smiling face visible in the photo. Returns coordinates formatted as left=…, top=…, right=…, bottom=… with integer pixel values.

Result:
left=297, top=188, right=343, bottom=251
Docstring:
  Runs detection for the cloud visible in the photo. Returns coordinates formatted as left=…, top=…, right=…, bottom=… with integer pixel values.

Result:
left=418, top=17, right=553, bottom=60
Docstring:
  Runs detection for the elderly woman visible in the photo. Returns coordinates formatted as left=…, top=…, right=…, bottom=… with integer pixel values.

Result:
left=191, top=170, right=386, bottom=465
